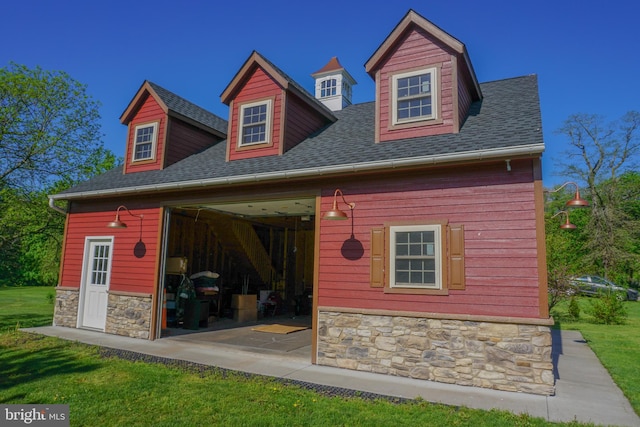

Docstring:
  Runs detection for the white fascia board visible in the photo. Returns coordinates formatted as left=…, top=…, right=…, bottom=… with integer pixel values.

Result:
left=49, top=144, right=544, bottom=201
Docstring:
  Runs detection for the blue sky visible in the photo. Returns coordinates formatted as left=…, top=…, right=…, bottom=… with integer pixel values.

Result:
left=3, top=0, right=639, bottom=185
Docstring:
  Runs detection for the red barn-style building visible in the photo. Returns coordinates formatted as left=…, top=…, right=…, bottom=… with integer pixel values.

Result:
left=50, top=10, right=554, bottom=395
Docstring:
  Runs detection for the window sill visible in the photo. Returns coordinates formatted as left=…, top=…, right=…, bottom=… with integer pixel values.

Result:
left=388, top=116, right=443, bottom=131
left=130, top=158, right=156, bottom=165
left=235, top=140, right=273, bottom=152
left=384, top=286, right=449, bottom=296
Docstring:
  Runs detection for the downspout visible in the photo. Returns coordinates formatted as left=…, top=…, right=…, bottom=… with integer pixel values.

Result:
left=48, top=196, right=67, bottom=215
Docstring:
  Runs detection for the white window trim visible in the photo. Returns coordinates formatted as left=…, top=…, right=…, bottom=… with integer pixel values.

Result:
left=238, top=99, right=273, bottom=147
left=389, top=224, right=442, bottom=290
left=132, top=122, right=159, bottom=162
left=391, top=67, right=438, bottom=125
left=320, top=78, right=338, bottom=98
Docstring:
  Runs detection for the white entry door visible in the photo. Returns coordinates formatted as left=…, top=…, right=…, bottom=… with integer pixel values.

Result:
left=79, top=237, right=113, bottom=330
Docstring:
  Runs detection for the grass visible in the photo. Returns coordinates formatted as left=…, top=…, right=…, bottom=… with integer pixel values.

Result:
left=0, top=286, right=612, bottom=426
left=0, top=285, right=56, bottom=330
left=552, top=297, right=640, bottom=414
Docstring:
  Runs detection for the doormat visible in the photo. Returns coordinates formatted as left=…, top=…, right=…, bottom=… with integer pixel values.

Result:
left=251, top=324, right=308, bottom=334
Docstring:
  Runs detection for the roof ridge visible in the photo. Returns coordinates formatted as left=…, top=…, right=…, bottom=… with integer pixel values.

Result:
left=146, top=81, right=228, bottom=135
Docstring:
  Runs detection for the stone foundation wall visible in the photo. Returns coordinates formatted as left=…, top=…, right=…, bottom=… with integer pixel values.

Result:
left=317, top=310, right=554, bottom=396
left=105, top=293, right=153, bottom=339
left=53, top=288, right=153, bottom=339
left=53, top=288, right=79, bottom=327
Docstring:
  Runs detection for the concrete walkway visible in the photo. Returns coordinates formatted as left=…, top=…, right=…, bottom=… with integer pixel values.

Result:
left=26, top=326, right=639, bottom=426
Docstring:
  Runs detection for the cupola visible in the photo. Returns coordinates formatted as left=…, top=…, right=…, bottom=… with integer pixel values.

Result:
left=311, top=57, right=356, bottom=111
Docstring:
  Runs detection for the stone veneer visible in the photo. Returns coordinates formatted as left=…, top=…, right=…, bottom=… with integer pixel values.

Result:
left=105, top=292, right=153, bottom=339
left=317, top=310, right=555, bottom=396
left=53, top=288, right=79, bottom=327
left=54, top=288, right=152, bottom=339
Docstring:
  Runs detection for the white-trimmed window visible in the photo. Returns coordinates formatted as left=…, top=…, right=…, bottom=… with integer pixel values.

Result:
left=239, top=100, right=272, bottom=146
left=320, top=78, right=337, bottom=98
left=389, top=224, right=442, bottom=289
left=133, top=122, right=158, bottom=161
left=392, top=67, right=437, bottom=125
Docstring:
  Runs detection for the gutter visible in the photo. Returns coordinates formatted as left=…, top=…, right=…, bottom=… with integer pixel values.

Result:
left=49, top=144, right=544, bottom=201
left=48, top=197, right=67, bottom=214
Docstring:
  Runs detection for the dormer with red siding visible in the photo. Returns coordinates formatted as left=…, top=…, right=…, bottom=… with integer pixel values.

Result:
left=120, top=81, right=228, bottom=174
left=365, top=9, right=482, bottom=143
left=220, top=51, right=336, bottom=161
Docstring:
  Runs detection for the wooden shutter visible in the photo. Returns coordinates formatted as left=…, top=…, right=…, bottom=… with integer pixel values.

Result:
left=448, top=224, right=465, bottom=290
left=370, top=227, right=385, bottom=288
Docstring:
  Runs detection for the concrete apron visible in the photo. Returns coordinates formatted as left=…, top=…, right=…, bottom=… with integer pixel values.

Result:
left=22, top=326, right=640, bottom=427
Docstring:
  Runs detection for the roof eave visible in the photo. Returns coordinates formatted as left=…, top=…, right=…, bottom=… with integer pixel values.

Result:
left=220, top=51, right=289, bottom=105
left=365, top=10, right=465, bottom=75
left=120, top=81, right=169, bottom=124
left=364, top=10, right=481, bottom=99
left=49, top=144, right=544, bottom=201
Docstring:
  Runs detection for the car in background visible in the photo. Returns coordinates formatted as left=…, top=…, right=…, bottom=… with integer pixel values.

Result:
left=570, top=275, right=638, bottom=301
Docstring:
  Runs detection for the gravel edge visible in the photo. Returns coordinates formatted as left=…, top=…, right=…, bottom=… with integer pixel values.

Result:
left=98, top=346, right=414, bottom=404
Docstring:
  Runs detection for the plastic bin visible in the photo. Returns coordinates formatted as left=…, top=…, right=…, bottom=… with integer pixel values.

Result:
left=182, top=300, right=200, bottom=330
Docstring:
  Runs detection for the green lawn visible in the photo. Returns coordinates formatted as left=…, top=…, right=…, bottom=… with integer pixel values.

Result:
left=0, top=285, right=56, bottom=330
left=0, top=286, right=624, bottom=426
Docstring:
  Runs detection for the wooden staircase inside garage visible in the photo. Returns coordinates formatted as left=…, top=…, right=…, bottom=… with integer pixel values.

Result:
left=207, top=211, right=276, bottom=287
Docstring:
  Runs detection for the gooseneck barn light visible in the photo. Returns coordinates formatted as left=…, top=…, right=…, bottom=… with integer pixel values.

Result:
left=107, top=205, right=144, bottom=229
left=551, top=210, right=576, bottom=230
left=548, top=181, right=589, bottom=208
left=323, top=189, right=356, bottom=220
left=545, top=182, right=590, bottom=230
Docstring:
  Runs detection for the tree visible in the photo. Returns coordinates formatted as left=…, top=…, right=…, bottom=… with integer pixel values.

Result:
left=556, top=112, right=640, bottom=280
left=0, top=63, right=105, bottom=191
left=0, top=63, right=118, bottom=285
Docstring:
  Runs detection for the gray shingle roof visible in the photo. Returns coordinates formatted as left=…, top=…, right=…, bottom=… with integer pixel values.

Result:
left=54, top=75, right=543, bottom=199
left=147, top=81, right=228, bottom=135
left=252, top=52, right=337, bottom=121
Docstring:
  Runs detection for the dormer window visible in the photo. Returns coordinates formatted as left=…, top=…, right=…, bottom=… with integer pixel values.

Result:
left=392, top=67, right=438, bottom=125
left=320, top=79, right=337, bottom=98
left=239, top=99, right=273, bottom=146
left=133, top=122, right=158, bottom=161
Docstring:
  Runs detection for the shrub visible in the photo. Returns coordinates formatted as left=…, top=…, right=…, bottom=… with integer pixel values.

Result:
left=547, top=265, right=574, bottom=311
left=567, top=296, right=580, bottom=320
left=588, top=291, right=628, bottom=324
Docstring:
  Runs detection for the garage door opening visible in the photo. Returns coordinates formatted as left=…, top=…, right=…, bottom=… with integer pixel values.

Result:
left=157, top=197, right=316, bottom=345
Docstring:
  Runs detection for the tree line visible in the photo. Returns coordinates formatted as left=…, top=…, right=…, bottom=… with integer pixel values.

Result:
left=546, top=111, right=640, bottom=295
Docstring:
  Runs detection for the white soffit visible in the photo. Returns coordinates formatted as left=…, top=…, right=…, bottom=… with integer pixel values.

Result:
left=185, top=197, right=316, bottom=218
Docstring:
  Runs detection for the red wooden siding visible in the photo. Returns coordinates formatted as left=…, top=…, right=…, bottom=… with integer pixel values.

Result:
left=377, top=27, right=455, bottom=142
left=284, top=93, right=328, bottom=153
left=317, top=159, right=545, bottom=319
left=59, top=207, right=161, bottom=295
left=227, top=67, right=283, bottom=161
left=165, top=119, right=222, bottom=167
left=457, top=66, right=473, bottom=128
left=124, top=95, right=166, bottom=173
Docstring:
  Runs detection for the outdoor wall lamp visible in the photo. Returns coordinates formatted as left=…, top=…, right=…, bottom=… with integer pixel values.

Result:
left=551, top=210, right=576, bottom=230
left=548, top=181, right=589, bottom=207
left=106, top=205, right=144, bottom=228
left=323, top=189, right=356, bottom=220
